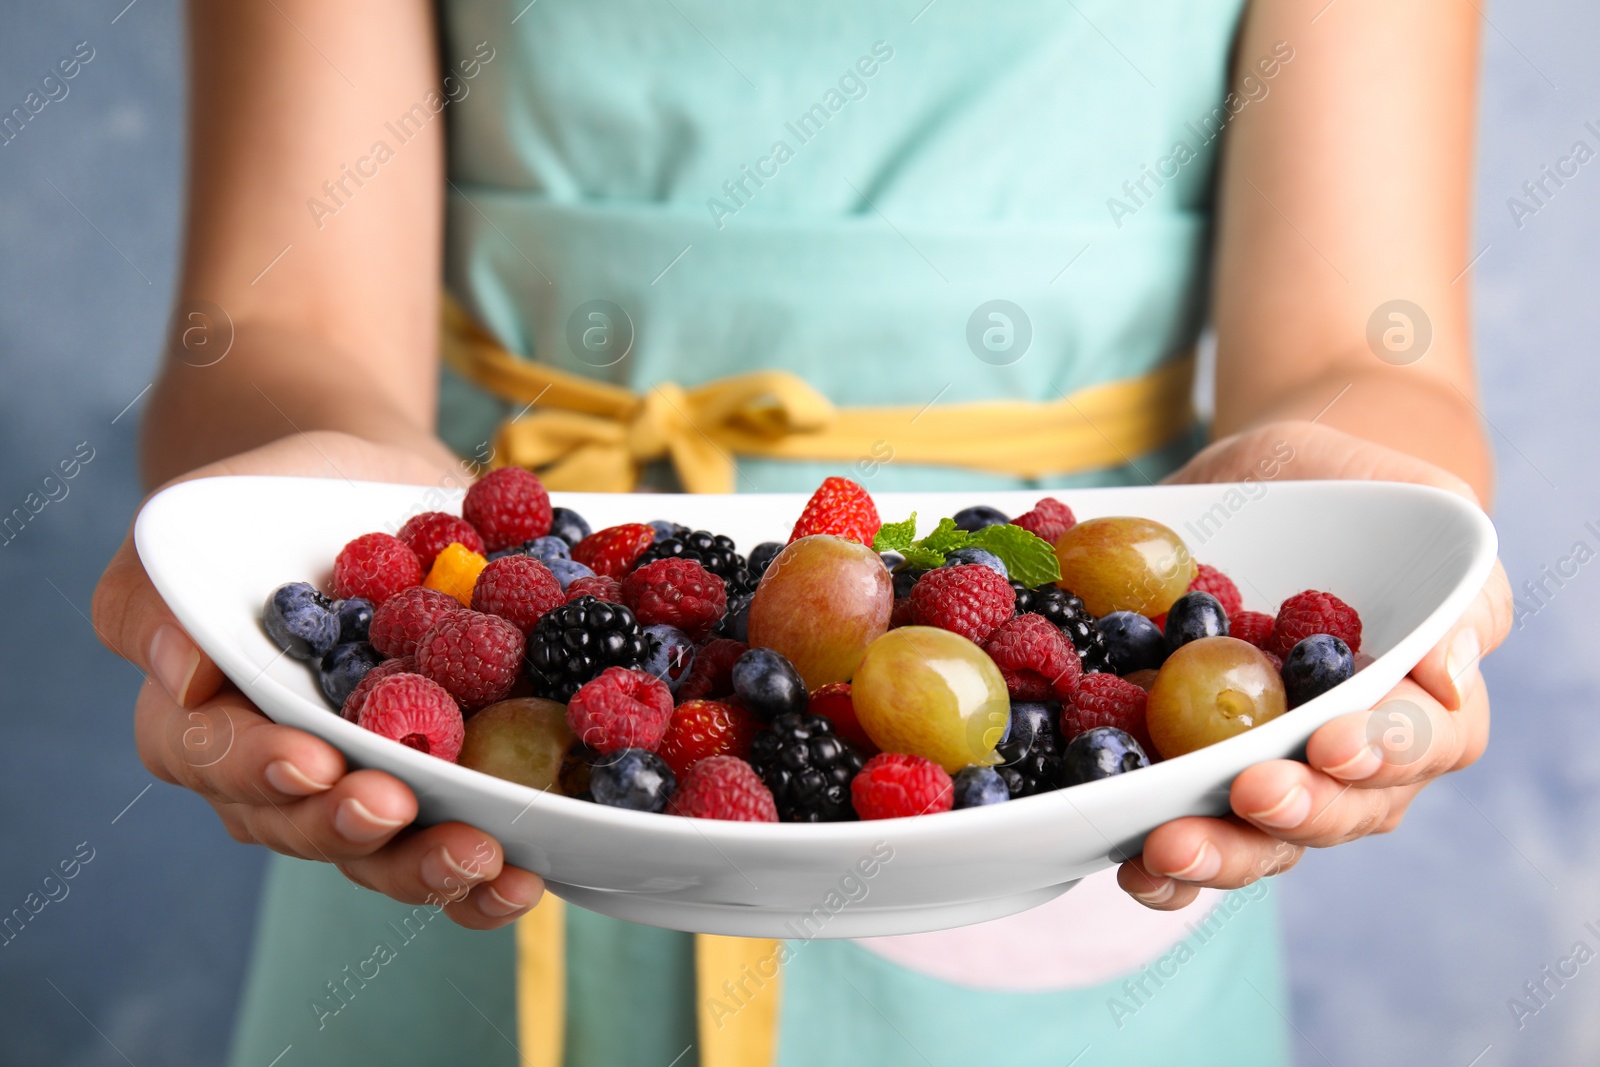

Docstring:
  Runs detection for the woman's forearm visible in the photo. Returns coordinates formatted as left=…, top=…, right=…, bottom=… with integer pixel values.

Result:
left=140, top=321, right=456, bottom=490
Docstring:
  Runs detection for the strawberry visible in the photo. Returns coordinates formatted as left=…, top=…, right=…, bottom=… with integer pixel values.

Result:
left=788, top=476, right=881, bottom=546
left=571, top=523, right=656, bottom=578
left=656, top=699, right=761, bottom=778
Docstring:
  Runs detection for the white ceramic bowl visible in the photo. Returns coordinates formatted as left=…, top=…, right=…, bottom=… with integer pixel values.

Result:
left=135, top=477, right=1496, bottom=938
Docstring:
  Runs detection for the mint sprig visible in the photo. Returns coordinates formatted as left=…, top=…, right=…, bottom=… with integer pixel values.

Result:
left=872, top=511, right=1062, bottom=587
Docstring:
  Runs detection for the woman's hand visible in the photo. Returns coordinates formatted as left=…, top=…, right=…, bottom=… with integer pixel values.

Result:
left=93, top=431, right=544, bottom=929
left=1116, top=420, right=1512, bottom=909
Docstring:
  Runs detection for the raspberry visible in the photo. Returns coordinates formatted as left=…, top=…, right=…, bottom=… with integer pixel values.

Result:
left=982, top=614, right=1081, bottom=701
left=1062, top=673, right=1154, bottom=756
left=564, top=574, right=625, bottom=604
left=851, top=752, right=953, bottom=820
left=807, top=682, right=878, bottom=755
left=358, top=673, right=465, bottom=762
left=788, top=476, right=881, bottom=546
left=657, top=699, right=762, bottom=777
left=397, top=511, right=485, bottom=571
left=1011, top=497, right=1076, bottom=545
left=369, top=586, right=464, bottom=658
left=1269, top=590, right=1363, bottom=658
left=472, top=555, right=564, bottom=633
left=572, top=523, right=656, bottom=578
left=462, top=467, right=552, bottom=551
left=332, top=532, right=423, bottom=605
left=340, top=655, right=416, bottom=722
left=889, top=597, right=916, bottom=629
left=621, top=558, right=728, bottom=640
left=1229, top=610, right=1275, bottom=651
left=414, top=611, right=525, bottom=710
left=668, top=756, right=777, bottom=822
left=910, top=564, right=1016, bottom=644
left=675, top=637, right=747, bottom=703
left=1190, top=563, right=1242, bottom=617
left=566, top=667, right=674, bottom=754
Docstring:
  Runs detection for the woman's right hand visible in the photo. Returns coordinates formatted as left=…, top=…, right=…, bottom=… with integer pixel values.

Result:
left=93, top=431, right=545, bottom=929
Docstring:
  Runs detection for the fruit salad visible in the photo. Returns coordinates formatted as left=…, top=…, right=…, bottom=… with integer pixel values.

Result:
left=261, top=471, right=1367, bottom=823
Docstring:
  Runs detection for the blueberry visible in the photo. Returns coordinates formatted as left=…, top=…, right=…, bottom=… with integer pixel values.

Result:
left=747, top=541, right=784, bottom=580
left=523, top=535, right=572, bottom=564
left=952, top=766, right=1010, bottom=808
left=318, top=641, right=383, bottom=708
left=1059, top=726, right=1150, bottom=786
left=952, top=505, right=1009, bottom=532
left=942, top=546, right=1007, bottom=578
left=263, top=582, right=341, bottom=660
left=731, top=648, right=809, bottom=722
left=720, top=594, right=752, bottom=643
left=545, top=557, right=597, bottom=591
left=589, top=749, right=676, bottom=812
left=648, top=520, right=688, bottom=543
left=878, top=551, right=904, bottom=571
left=333, top=597, right=374, bottom=644
left=1000, top=701, right=1056, bottom=754
left=642, top=624, right=697, bottom=693
left=1282, top=634, right=1354, bottom=708
left=1099, top=611, right=1166, bottom=673
left=485, top=545, right=524, bottom=562
left=1163, top=591, right=1229, bottom=653
left=548, top=507, right=592, bottom=547
left=892, top=565, right=925, bottom=599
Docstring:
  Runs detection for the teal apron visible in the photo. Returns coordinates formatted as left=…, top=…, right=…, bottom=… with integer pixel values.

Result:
left=229, top=2, right=1292, bottom=1063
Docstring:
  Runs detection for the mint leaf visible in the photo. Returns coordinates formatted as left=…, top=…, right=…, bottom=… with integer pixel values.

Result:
left=898, top=545, right=947, bottom=570
left=970, top=524, right=1061, bottom=587
left=918, top=518, right=972, bottom=556
left=872, top=513, right=919, bottom=553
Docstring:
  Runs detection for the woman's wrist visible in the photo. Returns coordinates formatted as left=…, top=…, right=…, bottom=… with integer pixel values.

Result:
left=139, top=326, right=455, bottom=488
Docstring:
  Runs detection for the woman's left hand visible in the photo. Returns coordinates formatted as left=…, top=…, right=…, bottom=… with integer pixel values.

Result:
left=1117, top=420, right=1513, bottom=909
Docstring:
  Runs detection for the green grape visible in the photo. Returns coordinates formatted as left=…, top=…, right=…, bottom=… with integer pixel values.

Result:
left=458, top=697, right=573, bottom=790
left=852, top=626, right=1010, bottom=772
left=1146, top=637, right=1286, bottom=758
left=1053, top=516, right=1195, bottom=617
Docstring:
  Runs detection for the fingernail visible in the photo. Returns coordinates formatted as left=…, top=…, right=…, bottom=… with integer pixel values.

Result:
left=421, top=846, right=485, bottom=895
left=1131, top=878, right=1177, bottom=905
left=1446, top=630, right=1482, bottom=699
left=1157, top=840, right=1222, bottom=882
left=334, top=797, right=406, bottom=842
left=150, top=624, right=200, bottom=705
left=1322, top=743, right=1384, bottom=782
left=265, top=759, right=335, bottom=797
left=1246, top=785, right=1313, bottom=829
left=478, top=884, right=532, bottom=918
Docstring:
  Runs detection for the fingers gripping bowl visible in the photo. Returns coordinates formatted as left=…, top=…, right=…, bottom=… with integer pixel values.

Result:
left=135, top=476, right=1496, bottom=937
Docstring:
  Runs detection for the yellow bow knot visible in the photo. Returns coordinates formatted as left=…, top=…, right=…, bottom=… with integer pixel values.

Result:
left=441, top=292, right=1198, bottom=496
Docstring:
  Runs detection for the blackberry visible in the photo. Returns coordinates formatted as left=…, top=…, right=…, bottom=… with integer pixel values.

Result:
left=995, top=701, right=1064, bottom=799
left=1011, top=582, right=1116, bottom=674
left=637, top=529, right=755, bottom=594
left=749, top=713, right=865, bottom=822
left=524, top=595, right=651, bottom=701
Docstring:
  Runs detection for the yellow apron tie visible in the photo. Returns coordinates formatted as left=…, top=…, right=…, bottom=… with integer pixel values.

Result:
left=442, top=293, right=1196, bottom=492
left=516, top=895, right=565, bottom=1067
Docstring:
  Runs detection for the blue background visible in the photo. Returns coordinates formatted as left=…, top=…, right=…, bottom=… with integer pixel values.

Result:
left=1, top=2, right=1595, bottom=1064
